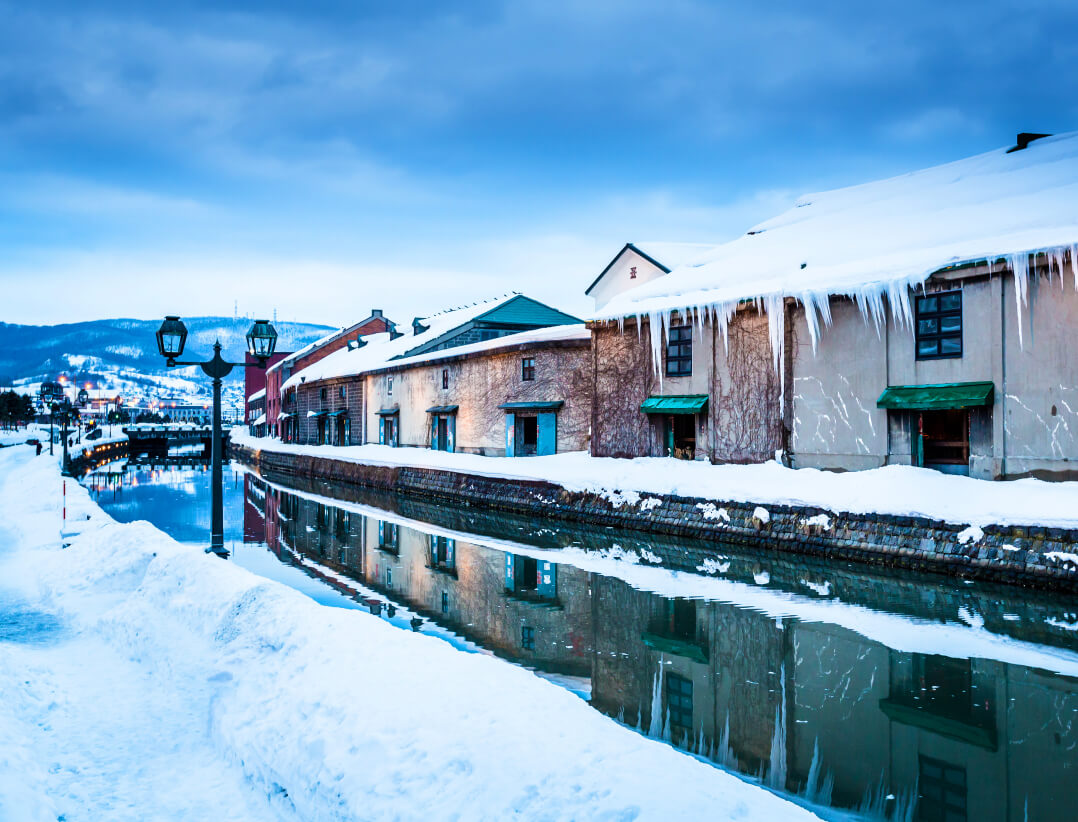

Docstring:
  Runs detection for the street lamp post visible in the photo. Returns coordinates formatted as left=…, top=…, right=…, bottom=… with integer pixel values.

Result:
left=155, top=316, right=278, bottom=556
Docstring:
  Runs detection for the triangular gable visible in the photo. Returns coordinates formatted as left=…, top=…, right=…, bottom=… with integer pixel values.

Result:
left=585, top=243, right=671, bottom=296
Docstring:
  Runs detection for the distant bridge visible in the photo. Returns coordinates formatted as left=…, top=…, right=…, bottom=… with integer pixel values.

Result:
left=122, top=423, right=227, bottom=458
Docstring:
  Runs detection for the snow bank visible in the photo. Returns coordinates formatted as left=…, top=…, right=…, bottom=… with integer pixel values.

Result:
left=233, top=430, right=1078, bottom=529
left=0, top=448, right=817, bottom=821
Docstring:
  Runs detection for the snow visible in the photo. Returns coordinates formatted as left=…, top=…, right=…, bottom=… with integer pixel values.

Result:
left=956, top=525, right=984, bottom=545
left=593, top=132, right=1078, bottom=370
left=247, top=388, right=266, bottom=402
left=233, top=430, right=1078, bottom=529
left=0, top=447, right=819, bottom=821
left=251, top=413, right=267, bottom=426
left=753, top=506, right=771, bottom=525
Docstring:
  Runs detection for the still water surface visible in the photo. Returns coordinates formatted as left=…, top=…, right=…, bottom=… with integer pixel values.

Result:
left=83, top=458, right=1078, bottom=821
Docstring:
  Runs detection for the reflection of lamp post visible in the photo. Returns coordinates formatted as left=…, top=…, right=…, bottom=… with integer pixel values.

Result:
left=39, top=381, right=64, bottom=456
left=155, top=316, right=278, bottom=556
left=77, top=388, right=88, bottom=444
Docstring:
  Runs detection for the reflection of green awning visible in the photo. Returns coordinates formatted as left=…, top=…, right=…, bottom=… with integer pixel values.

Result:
left=498, top=401, right=563, bottom=410
left=877, top=382, right=994, bottom=411
left=879, top=698, right=997, bottom=751
left=640, top=395, right=708, bottom=414
left=426, top=405, right=459, bottom=414
left=640, top=632, right=709, bottom=663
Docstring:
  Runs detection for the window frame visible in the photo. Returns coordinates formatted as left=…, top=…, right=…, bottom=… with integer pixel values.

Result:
left=521, top=357, right=536, bottom=382
left=442, top=368, right=449, bottom=390
left=665, top=324, right=693, bottom=377
left=666, top=672, right=693, bottom=734
left=915, top=289, right=963, bottom=360
left=387, top=376, right=393, bottom=396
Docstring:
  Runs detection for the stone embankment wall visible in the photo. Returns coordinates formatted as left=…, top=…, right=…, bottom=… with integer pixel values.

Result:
left=70, top=438, right=130, bottom=474
left=231, top=443, right=1078, bottom=590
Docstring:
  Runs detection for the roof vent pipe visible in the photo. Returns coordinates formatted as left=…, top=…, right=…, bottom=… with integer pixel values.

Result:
left=1007, top=132, right=1051, bottom=153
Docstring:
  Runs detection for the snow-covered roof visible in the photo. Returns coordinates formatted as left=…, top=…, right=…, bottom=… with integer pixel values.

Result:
left=281, top=294, right=525, bottom=391
left=247, top=388, right=266, bottom=403
left=370, top=323, right=590, bottom=373
left=283, top=320, right=587, bottom=390
left=594, top=132, right=1078, bottom=326
left=251, top=412, right=266, bottom=426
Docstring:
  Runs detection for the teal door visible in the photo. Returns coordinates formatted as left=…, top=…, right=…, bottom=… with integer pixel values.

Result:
left=537, top=412, right=556, bottom=456
left=505, top=414, right=516, bottom=457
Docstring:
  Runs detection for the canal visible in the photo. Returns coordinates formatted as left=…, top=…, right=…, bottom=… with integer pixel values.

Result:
left=82, top=457, right=1078, bottom=822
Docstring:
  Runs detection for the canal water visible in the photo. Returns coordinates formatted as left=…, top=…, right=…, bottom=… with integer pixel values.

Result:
left=82, top=458, right=1078, bottom=822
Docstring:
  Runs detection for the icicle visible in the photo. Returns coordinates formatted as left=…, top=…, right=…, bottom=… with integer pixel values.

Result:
left=696, top=726, right=706, bottom=756
left=1011, top=252, right=1030, bottom=348
left=714, top=713, right=734, bottom=769
left=1071, top=244, right=1078, bottom=291
left=801, top=738, right=834, bottom=806
left=647, top=657, right=665, bottom=738
left=766, top=661, right=787, bottom=790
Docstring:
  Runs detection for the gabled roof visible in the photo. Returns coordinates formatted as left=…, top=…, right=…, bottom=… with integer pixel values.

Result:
left=401, top=294, right=580, bottom=357
left=585, top=242, right=713, bottom=295
left=281, top=296, right=583, bottom=391
left=594, top=132, right=1078, bottom=321
left=268, top=310, right=389, bottom=374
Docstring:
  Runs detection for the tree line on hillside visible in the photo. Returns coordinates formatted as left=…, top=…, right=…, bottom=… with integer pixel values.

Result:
left=0, top=390, right=35, bottom=429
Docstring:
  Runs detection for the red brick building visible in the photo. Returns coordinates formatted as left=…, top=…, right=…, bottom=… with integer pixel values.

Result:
left=267, top=310, right=392, bottom=439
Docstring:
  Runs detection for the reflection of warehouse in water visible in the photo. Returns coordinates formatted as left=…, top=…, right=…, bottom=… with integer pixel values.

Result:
left=244, top=472, right=1078, bottom=821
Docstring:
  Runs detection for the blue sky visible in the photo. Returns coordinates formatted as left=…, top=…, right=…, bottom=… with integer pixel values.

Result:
left=1, top=0, right=1076, bottom=327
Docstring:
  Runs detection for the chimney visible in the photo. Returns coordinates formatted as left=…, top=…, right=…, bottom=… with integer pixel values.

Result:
left=388, top=322, right=403, bottom=341
left=371, top=309, right=383, bottom=318
left=1007, top=132, right=1051, bottom=153
left=412, top=317, right=430, bottom=335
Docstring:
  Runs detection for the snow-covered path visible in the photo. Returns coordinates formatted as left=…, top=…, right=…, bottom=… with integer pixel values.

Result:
left=0, top=470, right=288, bottom=821
left=0, top=444, right=820, bottom=821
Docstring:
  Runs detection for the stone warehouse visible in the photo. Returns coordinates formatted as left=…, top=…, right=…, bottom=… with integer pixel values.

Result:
left=282, top=294, right=588, bottom=455
left=589, top=133, right=1078, bottom=479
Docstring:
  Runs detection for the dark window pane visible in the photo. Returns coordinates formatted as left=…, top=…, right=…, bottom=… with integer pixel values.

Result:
left=918, top=296, right=938, bottom=313
left=918, top=340, right=939, bottom=357
left=940, top=316, right=962, bottom=334
left=940, top=293, right=962, bottom=311
left=940, top=337, right=962, bottom=354
left=918, top=318, right=938, bottom=335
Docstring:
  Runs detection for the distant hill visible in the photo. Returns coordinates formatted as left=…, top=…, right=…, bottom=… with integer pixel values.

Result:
left=0, top=317, right=335, bottom=388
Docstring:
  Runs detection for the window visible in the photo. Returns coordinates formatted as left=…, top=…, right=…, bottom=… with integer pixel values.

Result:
left=320, top=387, right=327, bottom=401
left=339, top=385, right=346, bottom=399
left=441, top=591, right=449, bottom=613
left=387, top=376, right=393, bottom=396
left=385, top=567, right=392, bottom=587
left=521, top=357, right=535, bottom=381
left=521, top=626, right=535, bottom=650
left=442, top=368, right=449, bottom=390
left=666, top=325, right=692, bottom=376
left=915, top=290, right=962, bottom=360
left=918, top=756, right=966, bottom=822
left=378, top=520, right=398, bottom=549
left=666, top=673, right=693, bottom=734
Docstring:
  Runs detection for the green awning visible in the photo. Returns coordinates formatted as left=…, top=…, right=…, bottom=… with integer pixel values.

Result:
left=426, top=405, right=459, bottom=414
left=376, top=406, right=399, bottom=416
left=877, top=381, right=994, bottom=411
left=640, top=632, right=709, bottom=663
left=328, top=409, right=347, bottom=417
left=498, top=401, right=564, bottom=410
left=640, top=395, right=708, bottom=414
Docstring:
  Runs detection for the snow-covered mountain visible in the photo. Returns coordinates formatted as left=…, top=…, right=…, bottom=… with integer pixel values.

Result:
left=0, top=317, right=335, bottom=406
